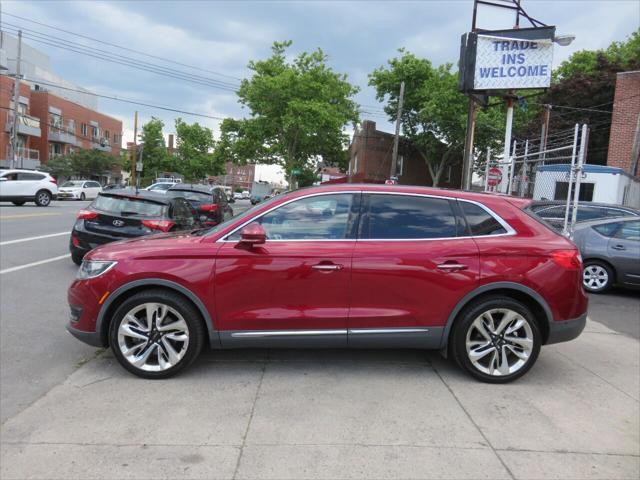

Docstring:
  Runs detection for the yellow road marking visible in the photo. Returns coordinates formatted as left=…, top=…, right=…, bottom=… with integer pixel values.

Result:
left=0, top=213, right=62, bottom=220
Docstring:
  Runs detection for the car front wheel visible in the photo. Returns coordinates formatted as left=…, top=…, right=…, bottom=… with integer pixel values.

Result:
left=582, top=261, right=613, bottom=293
left=35, top=190, right=52, bottom=207
left=452, top=297, right=541, bottom=383
left=109, top=290, right=205, bottom=379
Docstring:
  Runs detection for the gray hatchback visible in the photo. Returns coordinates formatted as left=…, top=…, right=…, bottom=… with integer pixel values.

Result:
left=573, top=217, right=640, bottom=293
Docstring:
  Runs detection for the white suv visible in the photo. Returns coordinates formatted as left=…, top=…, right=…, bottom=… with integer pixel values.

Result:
left=0, top=169, right=58, bottom=207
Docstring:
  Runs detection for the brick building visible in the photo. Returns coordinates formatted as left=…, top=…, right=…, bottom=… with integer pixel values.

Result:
left=210, top=162, right=255, bottom=190
left=607, top=71, right=640, bottom=177
left=1, top=77, right=123, bottom=168
left=347, top=120, right=461, bottom=188
left=0, top=75, right=41, bottom=168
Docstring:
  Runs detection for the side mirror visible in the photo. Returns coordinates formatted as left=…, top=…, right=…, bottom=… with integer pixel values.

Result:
left=240, top=223, right=266, bottom=246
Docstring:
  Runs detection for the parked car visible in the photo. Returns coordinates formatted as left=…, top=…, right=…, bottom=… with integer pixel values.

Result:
left=528, top=201, right=639, bottom=230
left=167, top=184, right=233, bottom=226
left=233, top=191, right=243, bottom=200
left=573, top=216, right=640, bottom=293
left=145, top=182, right=175, bottom=193
left=57, top=180, right=102, bottom=200
left=103, top=182, right=127, bottom=191
left=67, top=185, right=588, bottom=382
left=69, top=190, right=201, bottom=265
left=0, top=168, right=58, bottom=206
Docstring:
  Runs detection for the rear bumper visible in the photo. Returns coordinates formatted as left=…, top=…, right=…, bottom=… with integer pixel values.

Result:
left=66, top=322, right=104, bottom=347
left=546, top=313, right=587, bottom=345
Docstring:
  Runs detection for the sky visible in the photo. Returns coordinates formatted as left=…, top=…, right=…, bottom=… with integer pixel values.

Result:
left=2, top=0, right=639, bottom=182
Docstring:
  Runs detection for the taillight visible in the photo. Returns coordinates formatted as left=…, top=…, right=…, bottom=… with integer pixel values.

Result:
left=550, top=249, right=582, bottom=270
left=199, top=204, right=218, bottom=212
left=142, top=219, right=175, bottom=232
left=77, top=209, right=98, bottom=220
left=50, top=177, right=58, bottom=185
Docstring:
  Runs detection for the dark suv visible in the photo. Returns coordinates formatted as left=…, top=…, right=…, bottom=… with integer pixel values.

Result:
left=69, top=190, right=200, bottom=265
left=167, top=184, right=234, bottom=226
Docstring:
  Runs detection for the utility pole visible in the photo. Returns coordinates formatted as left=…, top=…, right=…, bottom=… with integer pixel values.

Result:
left=390, top=81, right=405, bottom=180
left=461, top=99, right=477, bottom=190
left=10, top=30, right=23, bottom=169
left=130, top=111, right=138, bottom=187
left=630, top=113, right=640, bottom=177
left=499, top=93, right=516, bottom=194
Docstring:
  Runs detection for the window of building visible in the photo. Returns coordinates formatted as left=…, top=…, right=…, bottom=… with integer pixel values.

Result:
left=105, top=130, right=110, bottom=140
left=49, top=143, right=63, bottom=158
left=362, top=194, right=457, bottom=240
left=91, top=125, right=99, bottom=138
left=68, top=119, right=75, bottom=133
left=395, top=155, right=404, bottom=177
left=229, top=194, right=355, bottom=241
left=353, top=155, right=358, bottom=174
left=460, top=201, right=507, bottom=236
left=81, top=123, right=88, bottom=136
left=554, top=181, right=595, bottom=202
left=49, top=113, right=62, bottom=129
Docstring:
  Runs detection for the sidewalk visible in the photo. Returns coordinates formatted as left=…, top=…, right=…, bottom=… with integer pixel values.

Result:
left=1, top=319, right=638, bottom=479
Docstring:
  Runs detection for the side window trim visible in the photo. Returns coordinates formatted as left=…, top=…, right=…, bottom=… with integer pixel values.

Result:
left=221, top=191, right=362, bottom=242
left=457, top=198, right=516, bottom=237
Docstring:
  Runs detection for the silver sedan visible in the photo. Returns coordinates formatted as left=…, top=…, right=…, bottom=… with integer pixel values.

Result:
left=573, top=216, right=640, bottom=293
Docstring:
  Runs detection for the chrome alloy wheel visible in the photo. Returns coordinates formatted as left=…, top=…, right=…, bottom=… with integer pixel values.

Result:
left=583, top=265, right=608, bottom=291
left=465, top=308, right=534, bottom=377
left=37, top=191, right=51, bottom=206
left=117, top=303, right=190, bottom=372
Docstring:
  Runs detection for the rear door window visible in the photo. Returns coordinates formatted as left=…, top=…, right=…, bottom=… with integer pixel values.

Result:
left=93, top=195, right=166, bottom=217
left=17, top=172, right=45, bottom=181
left=615, top=221, right=640, bottom=241
left=361, top=194, right=457, bottom=239
left=593, top=222, right=621, bottom=237
left=459, top=201, right=507, bottom=236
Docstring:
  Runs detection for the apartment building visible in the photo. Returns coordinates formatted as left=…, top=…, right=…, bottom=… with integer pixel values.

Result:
left=29, top=89, right=122, bottom=163
left=0, top=75, right=42, bottom=169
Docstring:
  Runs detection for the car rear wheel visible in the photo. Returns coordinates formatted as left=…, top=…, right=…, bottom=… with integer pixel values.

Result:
left=582, top=261, right=613, bottom=293
left=452, top=297, right=541, bottom=383
left=34, top=190, right=52, bottom=207
left=109, top=290, right=205, bottom=379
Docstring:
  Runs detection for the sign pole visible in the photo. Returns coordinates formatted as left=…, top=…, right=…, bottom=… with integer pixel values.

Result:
left=461, top=98, right=477, bottom=190
left=499, top=95, right=515, bottom=193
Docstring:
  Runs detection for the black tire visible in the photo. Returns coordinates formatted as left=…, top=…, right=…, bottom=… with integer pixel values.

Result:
left=80, top=192, right=86, bottom=201
left=71, top=249, right=84, bottom=266
left=34, top=190, right=52, bottom=207
left=109, top=289, right=205, bottom=379
left=451, top=296, right=542, bottom=384
left=11, top=201, right=25, bottom=206
left=582, top=260, right=614, bottom=294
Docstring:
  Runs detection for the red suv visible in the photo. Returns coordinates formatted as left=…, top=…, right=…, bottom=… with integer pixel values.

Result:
left=67, top=185, right=587, bottom=382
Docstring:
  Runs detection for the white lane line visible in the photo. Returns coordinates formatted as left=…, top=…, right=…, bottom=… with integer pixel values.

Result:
left=0, top=231, right=69, bottom=246
left=0, top=254, right=71, bottom=274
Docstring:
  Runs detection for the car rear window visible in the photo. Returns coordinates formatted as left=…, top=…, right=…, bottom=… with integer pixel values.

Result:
left=92, top=195, right=167, bottom=217
left=169, top=190, right=211, bottom=203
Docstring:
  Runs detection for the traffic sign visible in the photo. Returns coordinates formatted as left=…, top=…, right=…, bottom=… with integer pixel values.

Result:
left=487, top=167, right=502, bottom=187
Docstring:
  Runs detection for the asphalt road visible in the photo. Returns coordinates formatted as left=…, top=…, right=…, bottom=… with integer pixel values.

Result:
left=0, top=198, right=252, bottom=423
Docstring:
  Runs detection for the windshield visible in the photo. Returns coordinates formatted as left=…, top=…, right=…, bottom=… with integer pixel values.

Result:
left=169, top=190, right=211, bottom=202
left=93, top=195, right=167, bottom=217
left=149, top=183, right=173, bottom=191
left=61, top=181, right=84, bottom=187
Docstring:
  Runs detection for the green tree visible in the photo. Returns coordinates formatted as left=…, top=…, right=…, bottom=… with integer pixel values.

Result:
left=215, top=41, right=360, bottom=187
left=370, top=50, right=515, bottom=186
left=174, top=118, right=220, bottom=181
left=42, top=155, right=74, bottom=179
left=44, top=149, right=120, bottom=179
left=138, top=117, right=171, bottom=176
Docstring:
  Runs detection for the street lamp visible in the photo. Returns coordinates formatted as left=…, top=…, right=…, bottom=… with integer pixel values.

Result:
left=554, top=34, right=576, bottom=47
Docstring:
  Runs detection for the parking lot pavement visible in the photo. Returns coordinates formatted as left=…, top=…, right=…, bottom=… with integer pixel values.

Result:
left=1, top=318, right=638, bottom=480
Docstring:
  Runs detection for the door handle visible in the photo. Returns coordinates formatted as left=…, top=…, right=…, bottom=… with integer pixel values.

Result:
left=437, top=263, right=468, bottom=271
left=312, top=263, right=343, bottom=271
left=611, top=244, right=626, bottom=251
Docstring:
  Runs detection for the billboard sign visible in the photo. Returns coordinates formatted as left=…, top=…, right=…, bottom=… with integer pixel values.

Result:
left=473, top=35, right=553, bottom=90
left=459, top=26, right=556, bottom=93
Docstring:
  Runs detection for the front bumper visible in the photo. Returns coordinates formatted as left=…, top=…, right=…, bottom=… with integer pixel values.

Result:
left=66, top=322, right=104, bottom=347
left=546, top=313, right=587, bottom=345
left=57, top=192, right=80, bottom=199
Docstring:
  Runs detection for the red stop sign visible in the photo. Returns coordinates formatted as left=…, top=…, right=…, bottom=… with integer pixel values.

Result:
left=487, top=167, right=502, bottom=187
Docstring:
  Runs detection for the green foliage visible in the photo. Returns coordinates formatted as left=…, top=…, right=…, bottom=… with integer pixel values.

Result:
left=215, top=41, right=360, bottom=187
left=368, top=50, right=530, bottom=185
left=174, top=118, right=221, bottom=181
left=43, top=149, right=121, bottom=179
left=294, top=167, right=319, bottom=187
left=138, top=117, right=171, bottom=175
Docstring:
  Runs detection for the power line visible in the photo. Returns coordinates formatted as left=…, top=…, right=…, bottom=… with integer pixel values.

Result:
left=1, top=21, right=240, bottom=90
left=1, top=24, right=239, bottom=92
left=4, top=76, right=228, bottom=121
left=2, top=11, right=243, bottom=82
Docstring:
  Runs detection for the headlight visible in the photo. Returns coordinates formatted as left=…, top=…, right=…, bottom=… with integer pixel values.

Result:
left=77, top=260, right=117, bottom=280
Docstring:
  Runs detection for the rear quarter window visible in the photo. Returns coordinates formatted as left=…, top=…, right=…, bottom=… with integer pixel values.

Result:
left=459, top=201, right=507, bottom=236
left=93, top=195, right=166, bottom=217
